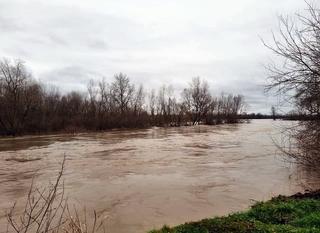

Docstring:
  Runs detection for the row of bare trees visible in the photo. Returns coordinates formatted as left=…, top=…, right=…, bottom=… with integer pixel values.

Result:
left=0, top=59, right=245, bottom=136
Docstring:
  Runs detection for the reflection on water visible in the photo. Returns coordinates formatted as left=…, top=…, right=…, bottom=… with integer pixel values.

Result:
left=0, top=120, right=319, bottom=233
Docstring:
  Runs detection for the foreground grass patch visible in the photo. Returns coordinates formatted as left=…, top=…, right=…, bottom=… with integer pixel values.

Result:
left=149, top=193, right=320, bottom=233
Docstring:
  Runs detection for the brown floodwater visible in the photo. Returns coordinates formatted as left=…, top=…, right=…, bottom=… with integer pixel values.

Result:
left=0, top=119, right=319, bottom=233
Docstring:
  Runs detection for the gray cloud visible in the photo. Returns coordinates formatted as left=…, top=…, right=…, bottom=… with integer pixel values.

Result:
left=42, top=66, right=100, bottom=92
left=0, top=16, right=21, bottom=32
left=0, top=0, right=308, bottom=113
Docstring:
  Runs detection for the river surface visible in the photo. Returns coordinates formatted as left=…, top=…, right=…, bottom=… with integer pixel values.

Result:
left=0, top=120, right=318, bottom=233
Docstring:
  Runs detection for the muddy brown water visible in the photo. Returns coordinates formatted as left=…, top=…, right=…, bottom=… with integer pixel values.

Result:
left=0, top=120, right=318, bottom=233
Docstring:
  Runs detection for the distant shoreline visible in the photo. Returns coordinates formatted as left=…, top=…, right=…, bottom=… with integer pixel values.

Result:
left=0, top=119, right=250, bottom=138
left=0, top=118, right=301, bottom=139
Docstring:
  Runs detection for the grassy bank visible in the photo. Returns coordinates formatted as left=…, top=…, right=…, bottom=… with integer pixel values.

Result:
left=149, top=191, right=320, bottom=233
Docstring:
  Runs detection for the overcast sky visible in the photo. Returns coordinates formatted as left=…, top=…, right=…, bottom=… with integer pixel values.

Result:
left=0, top=0, right=309, bottom=113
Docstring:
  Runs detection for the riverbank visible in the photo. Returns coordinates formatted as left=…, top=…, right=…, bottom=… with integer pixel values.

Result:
left=149, top=190, right=320, bottom=233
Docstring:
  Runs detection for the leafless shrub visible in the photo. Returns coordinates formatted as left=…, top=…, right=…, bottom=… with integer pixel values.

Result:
left=278, top=121, right=320, bottom=170
left=5, top=156, right=106, bottom=233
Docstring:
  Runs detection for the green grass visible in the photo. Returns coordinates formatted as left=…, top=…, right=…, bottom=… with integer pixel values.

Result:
left=148, top=195, right=320, bottom=233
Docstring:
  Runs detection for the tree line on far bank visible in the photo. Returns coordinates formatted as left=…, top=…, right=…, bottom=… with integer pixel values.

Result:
left=0, top=58, right=246, bottom=136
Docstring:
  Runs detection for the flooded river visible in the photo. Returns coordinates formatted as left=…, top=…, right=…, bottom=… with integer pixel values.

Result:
left=0, top=120, right=318, bottom=233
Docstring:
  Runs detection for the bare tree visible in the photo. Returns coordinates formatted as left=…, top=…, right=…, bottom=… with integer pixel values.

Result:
left=263, top=2, right=320, bottom=116
left=155, top=85, right=178, bottom=126
left=111, top=73, right=134, bottom=116
left=264, top=1, right=320, bottom=169
left=182, top=77, right=212, bottom=125
left=148, top=89, right=156, bottom=121
left=271, top=106, right=276, bottom=120
left=0, top=58, right=40, bottom=135
left=133, top=84, right=145, bottom=116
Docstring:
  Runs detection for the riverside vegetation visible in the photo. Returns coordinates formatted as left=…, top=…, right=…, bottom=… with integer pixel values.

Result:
left=149, top=192, right=320, bottom=233
left=0, top=59, right=245, bottom=136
